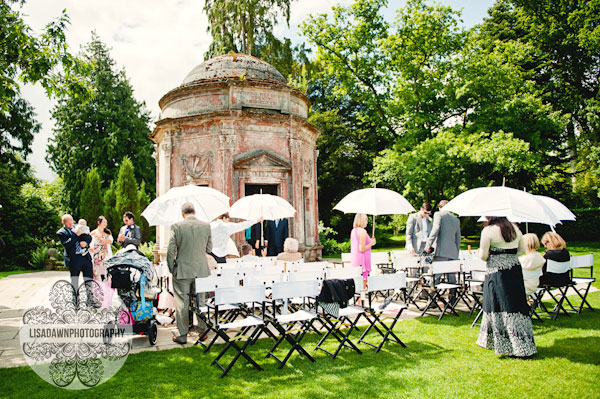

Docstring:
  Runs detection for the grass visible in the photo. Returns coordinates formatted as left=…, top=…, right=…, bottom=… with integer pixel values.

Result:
left=1, top=292, right=598, bottom=398
left=0, top=270, right=43, bottom=279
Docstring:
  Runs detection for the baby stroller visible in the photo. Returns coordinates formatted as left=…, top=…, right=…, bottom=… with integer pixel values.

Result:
left=105, top=248, right=159, bottom=345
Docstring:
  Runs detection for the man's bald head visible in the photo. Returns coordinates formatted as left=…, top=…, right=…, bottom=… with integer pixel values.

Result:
left=62, top=214, right=74, bottom=229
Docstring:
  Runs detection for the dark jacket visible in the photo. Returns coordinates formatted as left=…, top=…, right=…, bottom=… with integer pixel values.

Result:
left=540, top=249, right=571, bottom=287
left=57, top=227, right=92, bottom=270
left=265, top=219, right=289, bottom=256
left=317, top=278, right=355, bottom=308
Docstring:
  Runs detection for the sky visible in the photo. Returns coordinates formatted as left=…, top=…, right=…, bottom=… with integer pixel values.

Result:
left=16, top=0, right=495, bottom=182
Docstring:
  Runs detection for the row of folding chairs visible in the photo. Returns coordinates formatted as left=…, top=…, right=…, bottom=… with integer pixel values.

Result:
left=190, top=270, right=408, bottom=377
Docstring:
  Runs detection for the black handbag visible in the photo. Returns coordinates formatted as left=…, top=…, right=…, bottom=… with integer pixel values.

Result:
left=110, top=269, right=131, bottom=289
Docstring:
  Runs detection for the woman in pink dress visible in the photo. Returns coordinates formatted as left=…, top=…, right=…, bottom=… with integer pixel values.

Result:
left=90, top=216, right=113, bottom=281
left=350, top=213, right=376, bottom=288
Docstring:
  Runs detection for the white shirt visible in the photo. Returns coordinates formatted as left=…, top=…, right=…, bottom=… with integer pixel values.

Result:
left=421, top=217, right=429, bottom=242
left=478, top=224, right=526, bottom=261
left=210, top=219, right=256, bottom=257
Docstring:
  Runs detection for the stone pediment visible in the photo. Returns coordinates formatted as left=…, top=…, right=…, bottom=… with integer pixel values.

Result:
left=233, top=149, right=291, bottom=170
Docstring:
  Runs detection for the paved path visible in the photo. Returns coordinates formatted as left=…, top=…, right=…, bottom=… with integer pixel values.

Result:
left=0, top=270, right=595, bottom=368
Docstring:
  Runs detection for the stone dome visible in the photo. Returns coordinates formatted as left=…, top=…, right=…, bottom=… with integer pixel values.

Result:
left=181, top=53, right=286, bottom=85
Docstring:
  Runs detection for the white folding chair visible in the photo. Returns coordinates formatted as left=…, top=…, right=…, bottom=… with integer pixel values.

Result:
left=420, top=260, right=463, bottom=320
left=392, top=253, right=422, bottom=309
left=358, top=273, right=408, bottom=353
left=266, top=280, right=320, bottom=368
left=277, top=259, right=304, bottom=273
left=569, top=254, right=595, bottom=314
left=331, top=252, right=351, bottom=268
left=209, top=285, right=267, bottom=377
left=326, top=266, right=363, bottom=291
left=371, top=251, right=391, bottom=275
left=462, top=257, right=487, bottom=327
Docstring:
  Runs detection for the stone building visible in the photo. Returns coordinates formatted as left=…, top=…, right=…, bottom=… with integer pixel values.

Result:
left=151, top=54, right=322, bottom=260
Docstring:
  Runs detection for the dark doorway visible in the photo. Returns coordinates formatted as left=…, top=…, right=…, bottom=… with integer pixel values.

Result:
left=245, top=184, right=278, bottom=196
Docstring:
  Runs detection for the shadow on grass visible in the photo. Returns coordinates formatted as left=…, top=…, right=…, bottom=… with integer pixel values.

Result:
left=535, top=336, right=600, bottom=365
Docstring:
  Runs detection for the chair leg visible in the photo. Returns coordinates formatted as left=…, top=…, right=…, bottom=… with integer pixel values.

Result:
left=471, top=309, right=483, bottom=328
left=573, top=284, right=594, bottom=314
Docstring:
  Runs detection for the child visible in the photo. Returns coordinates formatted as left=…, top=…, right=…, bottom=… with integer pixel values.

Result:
left=74, top=219, right=92, bottom=257
left=519, top=233, right=546, bottom=297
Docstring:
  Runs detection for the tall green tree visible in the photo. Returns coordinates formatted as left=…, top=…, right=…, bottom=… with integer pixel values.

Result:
left=204, top=0, right=293, bottom=56
left=103, top=181, right=119, bottom=238
left=115, top=156, right=139, bottom=227
left=79, top=168, right=104, bottom=225
left=47, top=33, right=155, bottom=214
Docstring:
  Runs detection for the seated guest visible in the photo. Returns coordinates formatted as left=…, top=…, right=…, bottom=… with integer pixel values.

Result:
left=277, top=237, right=303, bottom=262
left=519, top=233, right=545, bottom=296
left=539, top=231, right=571, bottom=287
left=240, top=244, right=260, bottom=262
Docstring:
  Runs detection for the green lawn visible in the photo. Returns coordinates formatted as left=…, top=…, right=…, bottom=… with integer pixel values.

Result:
left=1, top=293, right=599, bottom=398
left=0, top=270, right=43, bottom=279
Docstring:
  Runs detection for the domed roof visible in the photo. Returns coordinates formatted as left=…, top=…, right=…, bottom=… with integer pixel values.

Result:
left=182, top=54, right=286, bottom=85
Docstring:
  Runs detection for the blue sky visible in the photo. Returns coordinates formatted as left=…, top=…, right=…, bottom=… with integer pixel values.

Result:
left=18, top=0, right=495, bottom=181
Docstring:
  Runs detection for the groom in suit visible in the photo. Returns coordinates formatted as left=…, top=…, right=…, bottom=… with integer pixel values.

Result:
left=57, top=214, right=93, bottom=300
left=405, top=202, right=433, bottom=256
left=167, top=202, right=212, bottom=344
left=265, top=218, right=289, bottom=256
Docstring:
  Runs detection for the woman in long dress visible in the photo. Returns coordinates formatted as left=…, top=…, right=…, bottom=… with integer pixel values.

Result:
left=90, top=216, right=113, bottom=281
left=476, top=217, right=537, bottom=357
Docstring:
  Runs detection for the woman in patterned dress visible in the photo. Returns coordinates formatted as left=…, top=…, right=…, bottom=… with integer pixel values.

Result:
left=476, top=216, right=537, bottom=357
left=90, top=216, right=113, bottom=281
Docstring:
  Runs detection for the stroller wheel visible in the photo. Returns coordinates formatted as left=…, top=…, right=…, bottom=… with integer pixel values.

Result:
left=148, top=321, right=158, bottom=345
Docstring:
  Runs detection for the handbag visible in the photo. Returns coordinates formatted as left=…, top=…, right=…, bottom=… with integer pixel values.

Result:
left=157, top=290, right=176, bottom=310
left=130, top=274, right=153, bottom=321
left=110, top=268, right=131, bottom=289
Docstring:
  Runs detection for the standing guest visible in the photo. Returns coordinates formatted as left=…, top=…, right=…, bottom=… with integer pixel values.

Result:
left=265, top=218, right=289, bottom=256
left=519, top=233, right=546, bottom=297
left=476, top=216, right=536, bottom=358
left=167, top=202, right=212, bottom=344
left=539, top=231, right=571, bottom=287
left=57, top=214, right=93, bottom=298
left=90, top=216, right=113, bottom=281
left=117, top=211, right=141, bottom=248
left=350, top=213, right=376, bottom=288
left=405, top=202, right=433, bottom=256
left=424, top=200, right=461, bottom=261
left=277, top=237, right=303, bottom=262
left=248, top=221, right=266, bottom=256
left=210, top=213, right=261, bottom=263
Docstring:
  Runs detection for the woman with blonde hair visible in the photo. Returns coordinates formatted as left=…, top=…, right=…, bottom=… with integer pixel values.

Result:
left=519, top=233, right=545, bottom=296
left=350, top=213, right=376, bottom=286
left=539, top=231, right=571, bottom=287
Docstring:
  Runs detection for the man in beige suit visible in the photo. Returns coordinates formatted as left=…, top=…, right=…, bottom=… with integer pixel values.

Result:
left=167, top=202, right=212, bottom=344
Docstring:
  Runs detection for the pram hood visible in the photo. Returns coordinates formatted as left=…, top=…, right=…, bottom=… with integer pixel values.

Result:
left=105, top=248, right=157, bottom=285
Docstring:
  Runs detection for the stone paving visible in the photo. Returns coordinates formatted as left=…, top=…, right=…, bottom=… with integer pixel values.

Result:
left=0, top=269, right=595, bottom=369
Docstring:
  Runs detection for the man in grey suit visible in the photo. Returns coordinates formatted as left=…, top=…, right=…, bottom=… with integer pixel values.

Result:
left=424, top=200, right=461, bottom=261
left=167, top=202, right=212, bottom=344
left=405, top=202, right=433, bottom=256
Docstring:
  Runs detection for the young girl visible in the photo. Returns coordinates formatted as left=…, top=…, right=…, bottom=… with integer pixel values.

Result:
left=519, top=233, right=545, bottom=297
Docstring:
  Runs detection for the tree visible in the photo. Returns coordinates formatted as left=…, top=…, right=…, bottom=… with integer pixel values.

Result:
left=79, top=168, right=104, bottom=225
left=103, top=181, right=119, bottom=238
left=204, top=0, right=293, bottom=56
left=47, top=33, right=155, bottom=214
left=115, top=156, right=139, bottom=227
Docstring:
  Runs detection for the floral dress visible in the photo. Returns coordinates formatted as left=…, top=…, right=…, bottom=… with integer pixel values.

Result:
left=91, top=232, right=112, bottom=280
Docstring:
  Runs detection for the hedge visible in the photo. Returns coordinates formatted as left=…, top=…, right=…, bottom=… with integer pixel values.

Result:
left=525, top=208, right=600, bottom=242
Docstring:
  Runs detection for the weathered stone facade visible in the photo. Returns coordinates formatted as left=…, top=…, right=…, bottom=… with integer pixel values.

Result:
left=151, top=54, right=322, bottom=260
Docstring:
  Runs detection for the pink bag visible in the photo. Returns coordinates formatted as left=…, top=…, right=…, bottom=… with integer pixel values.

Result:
left=158, top=290, right=176, bottom=310
left=119, top=309, right=134, bottom=325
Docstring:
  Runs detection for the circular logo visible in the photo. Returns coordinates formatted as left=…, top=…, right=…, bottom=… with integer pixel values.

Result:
left=19, top=279, right=133, bottom=390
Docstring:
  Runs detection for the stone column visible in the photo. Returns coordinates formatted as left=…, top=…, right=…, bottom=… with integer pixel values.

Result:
left=157, top=131, right=173, bottom=260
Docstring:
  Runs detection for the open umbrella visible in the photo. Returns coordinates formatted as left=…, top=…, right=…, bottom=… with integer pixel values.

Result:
left=535, top=195, right=576, bottom=222
left=444, top=186, right=560, bottom=227
left=333, top=188, right=416, bottom=235
left=229, top=194, right=296, bottom=247
left=141, top=185, right=230, bottom=225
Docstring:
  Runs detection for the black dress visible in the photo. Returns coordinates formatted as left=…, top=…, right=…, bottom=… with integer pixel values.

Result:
left=539, top=249, right=571, bottom=287
left=477, top=247, right=537, bottom=357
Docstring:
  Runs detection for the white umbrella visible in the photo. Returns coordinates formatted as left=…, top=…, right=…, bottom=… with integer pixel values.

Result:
left=141, top=185, right=230, bottom=225
left=444, top=186, right=560, bottom=227
left=476, top=195, right=575, bottom=226
left=333, top=188, right=416, bottom=235
left=228, top=194, right=296, bottom=220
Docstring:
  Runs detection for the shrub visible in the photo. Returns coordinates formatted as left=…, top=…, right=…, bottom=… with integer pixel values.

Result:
left=138, top=241, right=155, bottom=263
left=29, top=246, right=49, bottom=270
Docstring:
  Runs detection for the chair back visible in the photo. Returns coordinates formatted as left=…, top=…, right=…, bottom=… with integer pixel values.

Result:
left=462, top=257, right=487, bottom=273
left=570, top=254, right=593, bottom=269
left=277, top=259, right=304, bottom=273
left=247, top=273, right=284, bottom=287
left=303, top=261, right=329, bottom=272
left=522, top=269, right=543, bottom=280
left=341, top=253, right=351, bottom=263
left=272, top=280, right=320, bottom=300
left=288, top=270, right=325, bottom=283
left=367, top=272, right=407, bottom=292
left=214, top=285, right=265, bottom=306
left=371, top=251, right=390, bottom=265
left=392, top=253, right=420, bottom=270
left=194, top=275, right=237, bottom=293
left=220, top=266, right=257, bottom=285
left=430, top=260, right=462, bottom=275
left=546, top=259, right=570, bottom=274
